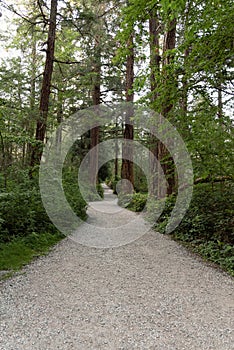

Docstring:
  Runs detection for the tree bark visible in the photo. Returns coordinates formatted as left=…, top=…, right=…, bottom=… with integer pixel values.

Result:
left=89, top=35, right=101, bottom=188
left=31, top=0, right=57, bottom=167
left=121, top=33, right=134, bottom=192
left=114, top=119, right=119, bottom=178
left=149, top=10, right=161, bottom=196
left=158, top=18, right=177, bottom=197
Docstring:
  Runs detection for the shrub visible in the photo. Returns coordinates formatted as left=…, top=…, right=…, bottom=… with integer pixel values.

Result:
left=62, top=170, right=88, bottom=217
left=118, top=192, right=148, bottom=212
left=194, top=241, right=234, bottom=276
left=146, top=182, right=234, bottom=275
left=127, top=192, right=148, bottom=212
left=0, top=187, right=57, bottom=243
left=0, top=168, right=87, bottom=243
left=149, top=182, right=234, bottom=245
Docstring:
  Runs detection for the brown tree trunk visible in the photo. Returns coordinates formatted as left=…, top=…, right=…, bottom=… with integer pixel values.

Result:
left=31, top=0, right=57, bottom=167
left=121, top=33, right=134, bottom=192
left=158, top=18, right=177, bottom=197
left=149, top=11, right=161, bottom=196
left=89, top=38, right=101, bottom=188
left=114, top=120, right=119, bottom=178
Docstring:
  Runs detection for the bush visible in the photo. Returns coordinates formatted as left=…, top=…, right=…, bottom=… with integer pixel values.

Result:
left=118, top=192, right=148, bottom=212
left=0, top=188, right=56, bottom=242
left=0, top=168, right=88, bottom=243
left=96, top=183, right=104, bottom=198
left=146, top=182, right=234, bottom=275
left=62, top=170, right=88, bottom=216
left=194, top=241, right=234, bottom=276
left=149, top=183, right=234, bottom=244
left=127, top=192, right=148, bottom=212
left=146, top=195, right=175, bottom=229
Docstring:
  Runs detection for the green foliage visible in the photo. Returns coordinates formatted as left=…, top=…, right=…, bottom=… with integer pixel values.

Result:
left=62, top=169, right=88, bottom=218
left=147, top=182, right=234, bottom=275
left=134, top=164, right=148, bottom=193
left=96, top=183, right=104, bottom=199
left=117, top=193, right=132, bottom=208
left=147, top=195, right=176, bottom=229
left=0, top=0, right=233, bottom=279
left=194, top=241, right=234, bottom=277
left=127, top=192, right=148, bottom=212
left=152, top=183, right=234, bottom=243
left=0, top=185, right=56, bottom=243
left=0, top=231, right=64, bottom=272
left=63, top=167, right=104, bottom=203
left=118, top=192, right=147, bottom=212
left=0, top=168, right=87, bottom=243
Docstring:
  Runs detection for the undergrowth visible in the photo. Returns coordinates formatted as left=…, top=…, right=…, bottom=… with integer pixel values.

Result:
left=0, top=231, right=64, bottom=274
left=121, top=182, right=234, bottom=276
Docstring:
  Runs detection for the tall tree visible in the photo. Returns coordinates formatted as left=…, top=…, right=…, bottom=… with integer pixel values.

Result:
left=121, top=30, right=134, bottom=191
left=149, top=7, right=161, bottom=196
left=89, top=33, right=101, bottom=188
left=31, top=0, right=58, bottom=167
left=157, top=16, right=177, bottom=196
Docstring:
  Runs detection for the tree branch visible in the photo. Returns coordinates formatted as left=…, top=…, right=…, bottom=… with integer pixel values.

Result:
left=53, top=58, right=81, bottom=65
left=37, top=0, right=48, bottom=24
left=0, top=0, right=48, bottom=26
left=194, top=175, right=233, bottom=184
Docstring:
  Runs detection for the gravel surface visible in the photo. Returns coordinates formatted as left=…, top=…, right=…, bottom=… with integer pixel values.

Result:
left=0, top=187, right=233, bottom=349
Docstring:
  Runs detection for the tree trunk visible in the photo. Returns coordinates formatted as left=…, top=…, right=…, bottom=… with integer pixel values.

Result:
left=121, top=33, right=134, bottom=192
left=89, top=37, right=101, bottom=189
left=158, top=18, right=177, bottom=197
left=149, top=10, right=161, bottom=196
left=114, top=119, right=119, bottom=178
left=31, top=0, right=57, bottom=167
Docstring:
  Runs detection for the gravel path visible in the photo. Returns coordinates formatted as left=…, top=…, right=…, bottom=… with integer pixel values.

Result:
left=0, top=187, right=233, bottom=349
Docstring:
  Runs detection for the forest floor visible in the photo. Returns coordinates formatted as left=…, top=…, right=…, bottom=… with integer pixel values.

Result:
left=0, top=186, right=233, bottom=349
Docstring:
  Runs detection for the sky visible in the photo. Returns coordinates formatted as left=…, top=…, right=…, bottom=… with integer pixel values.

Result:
left=0, top=7, right=18, bottom=59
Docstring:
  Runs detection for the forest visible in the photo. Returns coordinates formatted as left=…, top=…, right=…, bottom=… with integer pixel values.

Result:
left=0, top=0, right=233, bottom=276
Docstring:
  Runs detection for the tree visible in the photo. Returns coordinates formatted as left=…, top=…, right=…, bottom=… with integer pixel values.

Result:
left=89, top=4, right=102, bottom=189
left=31, top=0, right=58, bottom=166
left=149, top=6, right=161, bottom=196
left=157, top=16, right=177, bottom=196
left=121, top=31, right=134, bottom=190
left=118, top=0, right=135, bottom=193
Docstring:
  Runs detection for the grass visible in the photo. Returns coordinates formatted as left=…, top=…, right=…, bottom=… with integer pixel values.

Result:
left=0, top=231, right=64, bottom=276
